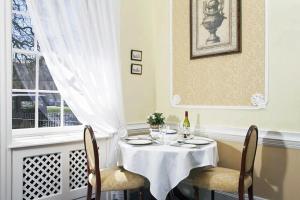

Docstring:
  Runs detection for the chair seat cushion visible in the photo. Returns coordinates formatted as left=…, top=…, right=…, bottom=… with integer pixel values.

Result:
left=185, top=167, right=252, bottom=193
left=88, top=167, right=144, bottom=191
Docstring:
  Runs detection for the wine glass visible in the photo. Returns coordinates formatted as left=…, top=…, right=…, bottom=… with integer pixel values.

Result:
left=183, top=126, right=191, bottom=139
left=159, top=124, right=168, bottom=144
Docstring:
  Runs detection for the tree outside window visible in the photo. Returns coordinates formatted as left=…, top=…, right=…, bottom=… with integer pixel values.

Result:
left=12, top=0, right=81, bottom=129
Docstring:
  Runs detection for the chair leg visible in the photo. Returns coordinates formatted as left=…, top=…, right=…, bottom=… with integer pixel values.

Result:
left=169, top=189, right=176, bottom=200
left=86, top=183, right=92, bottom=200
left=138, top=187, right=144, bottom=200
left=193, top=186, right=199, bottom=200
left=124, top=190, right=127, bottom=200
left=238, top=190, right=244, bottom=200
left=248, top=185, right=254, bottom=200
left=95, top=186, right=101, bottom=200
left=172, top=187, right=189, bottom=200
left=211, top=190, right=215, bottom=200
left=166, top=193, right=169, bottom=200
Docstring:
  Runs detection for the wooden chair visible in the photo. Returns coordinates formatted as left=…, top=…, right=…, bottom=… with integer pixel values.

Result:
left=83, top=125, right=145, bottom=200
left=185, top=125, right=258, bottom=200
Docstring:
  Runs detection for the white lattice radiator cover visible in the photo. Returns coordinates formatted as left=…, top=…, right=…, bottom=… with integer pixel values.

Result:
left=23, top=153, right=62, bottom=200
left=69, top=149, right=87, bottom=190
left=12, top=138, right=110, bottom=200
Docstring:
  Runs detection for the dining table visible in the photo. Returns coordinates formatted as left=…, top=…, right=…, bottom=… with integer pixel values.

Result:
left=118, top=134, right=219, bottom=200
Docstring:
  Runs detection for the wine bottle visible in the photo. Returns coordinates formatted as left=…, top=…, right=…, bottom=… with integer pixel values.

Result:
left=183, top=111, right=190, bottom=138
left=183, top=111, right=190, bottom=129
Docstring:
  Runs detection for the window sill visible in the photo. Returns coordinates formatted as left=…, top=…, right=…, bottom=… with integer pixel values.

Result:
left=9, top=123, right=148, bottom=149
left=10, top=127, right=111, bottom=149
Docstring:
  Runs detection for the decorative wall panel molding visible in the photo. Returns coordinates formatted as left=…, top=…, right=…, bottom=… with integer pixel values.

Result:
left=170, top=0, right=268, bottom=108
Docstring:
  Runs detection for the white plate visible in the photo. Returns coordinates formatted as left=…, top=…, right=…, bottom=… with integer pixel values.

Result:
left=125, top=136, right=140, bottom=140
left=127, top=139, right=152, bottom=145
left=193, top=136, right=214, bottom=142
left=166, top=129, right=177, bottom=134
left=184, top=139, right=211, bottom=145
left=181, top=144, right=197, bottom=148
left=126, top=135, right=151, bottom=140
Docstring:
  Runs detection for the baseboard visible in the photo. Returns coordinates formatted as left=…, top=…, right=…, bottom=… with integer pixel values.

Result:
left=216, top=191, right=267, bottom=200
left=74, top=190, right=267, bottom=200
left=73, top=192, right=109, bottom=200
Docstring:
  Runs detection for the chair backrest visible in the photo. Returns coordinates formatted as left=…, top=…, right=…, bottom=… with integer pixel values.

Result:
left=83, top=125, right=100, bottom=184
left=240, top=125, right=258, bottom=175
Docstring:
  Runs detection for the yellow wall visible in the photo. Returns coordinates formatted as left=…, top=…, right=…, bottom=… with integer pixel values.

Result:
left=121, top=0, right=300, bottom=199
left=152, top=0, right=300, bottom=132
left=218, top=141, right=300, bottom=200
left=150, top=1, right=300, bottom=199
left=172, top=0, right=265, bottom=106
left=120, top=0, right=300, bottom=131
left=120, top=0, right=156, bottom=123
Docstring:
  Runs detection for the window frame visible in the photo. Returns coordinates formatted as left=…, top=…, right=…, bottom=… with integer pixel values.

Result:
left=1, top=1, right=12, bottom=199
left=11, top=2, right=81, bottom=132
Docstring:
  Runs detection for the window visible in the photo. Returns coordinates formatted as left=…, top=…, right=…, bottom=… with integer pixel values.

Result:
left=12, top=0, right=81, bottom=129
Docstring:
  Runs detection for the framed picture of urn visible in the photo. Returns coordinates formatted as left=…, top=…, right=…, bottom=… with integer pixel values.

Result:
left=190, top=0, right=241, bottom=58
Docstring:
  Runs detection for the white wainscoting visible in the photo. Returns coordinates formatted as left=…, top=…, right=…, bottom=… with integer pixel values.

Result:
left=128, top=123, right=300, bottom=150
left=196, top=126, right=300, bottom=150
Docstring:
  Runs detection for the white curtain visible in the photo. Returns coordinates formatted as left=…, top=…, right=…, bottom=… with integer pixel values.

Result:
left=27, top=0, right=125, bottom=166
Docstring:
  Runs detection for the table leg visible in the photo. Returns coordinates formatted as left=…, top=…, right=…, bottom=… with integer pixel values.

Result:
left=124, top=190, right=127, bottom=200
left=172, top=187, right=189, bottom=200
left=139, top=187, right=144, bottom=200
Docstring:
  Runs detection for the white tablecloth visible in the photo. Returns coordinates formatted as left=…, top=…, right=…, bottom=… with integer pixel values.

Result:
left=119, top=140, right=219, bottom=200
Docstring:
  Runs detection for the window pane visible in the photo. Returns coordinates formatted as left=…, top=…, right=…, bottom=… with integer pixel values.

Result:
left=13, top=53, right=36, bottom=89
left=12, top=13, right=34, bottom=51
left=38, top=93, right=61, bottom=127
left=12, top=92, right=35, bottom=129
left=63, top=102, right=81, bottom=126
left=39, top=56, right=58, bottom=90
left=12, top=0, right=27, bottom=12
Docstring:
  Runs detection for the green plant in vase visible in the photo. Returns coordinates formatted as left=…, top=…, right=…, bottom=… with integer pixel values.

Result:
left=147, top=112, right=165, bottom=129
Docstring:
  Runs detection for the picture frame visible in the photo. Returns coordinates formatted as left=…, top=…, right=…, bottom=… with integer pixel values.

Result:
left=131, top=50, right=142, bottom=61
left=131, top=64, right=142, bottom=75
left=190, top=0, right=241, bottom=59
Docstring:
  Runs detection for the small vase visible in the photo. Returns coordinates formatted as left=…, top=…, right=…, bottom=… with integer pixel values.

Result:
left=149, top=125, right=160, bottom=139
left=150, top=124, right=160, bottom=129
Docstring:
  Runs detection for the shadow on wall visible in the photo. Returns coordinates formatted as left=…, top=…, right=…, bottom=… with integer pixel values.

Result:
left=216, top=133, right=287, bottom=200
left=217, top=141, right=242, bottom=170
left=256, top=131, right=287, bottom=200
left=166, top=115, right=180, bottom=126
left=174, top=131, right=288, bottom=200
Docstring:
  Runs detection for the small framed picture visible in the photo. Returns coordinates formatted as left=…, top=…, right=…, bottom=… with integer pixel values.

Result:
left=131, top=64, right=142, bottom=75
left=131, top=50, right=142, bottom=61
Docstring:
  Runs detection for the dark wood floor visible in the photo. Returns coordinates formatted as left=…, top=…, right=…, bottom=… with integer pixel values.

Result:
left=129, top=187, right=189, bottom=200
